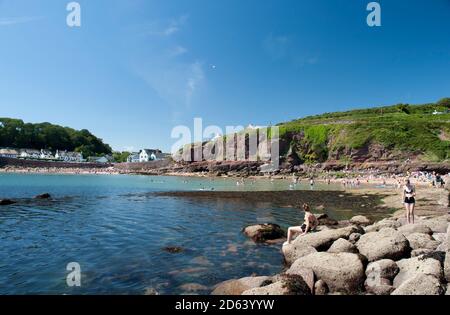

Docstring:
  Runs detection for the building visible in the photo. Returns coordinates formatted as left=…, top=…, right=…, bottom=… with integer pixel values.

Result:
left=40, top=149, right=54, bottom=160
left=0, top=148, right=20, bottom=158
left=55, top=150, right=83, bottom=162
left=139, top=149, right=164, bottom=162
left=20, top=149, right=41, bottom=159
left=127, top=152, right=140, bottom=163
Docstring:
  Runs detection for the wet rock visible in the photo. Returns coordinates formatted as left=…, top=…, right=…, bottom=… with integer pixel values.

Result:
left=406, top=233, right=440, bottom=250
left=287, top=252, right=365, bottom=294
left=144, top=287, right=159, bottom=295
left=316, top=214, right=338, bottom=226
left=327, top=238, right=358, bottom=254
left=391, top=273, right=445, bottom=295
left=356, top=228, right=410, bottom=262
left=365, top=259, right=399, bottom=280
left=163, top=246, right=184, bottom=253
left=242, top=274, right=312, bottom=295
left=242, top=281, right=287, bottom=295
left=282, top=225, right=361, bottom=265
left=398, top=224, right=433, bottom=236
left=0, top=199, right=16, bottom=206
left=35, top=193, right=51, bottom=199
left=285, top=266, right=315, bottom=293
left=350, top=215, right=372, bottom=226
left=393, top=256, right=443, bottom=288
left=314, top=279, right=329, bottom=295
left=211, top=276, right=270, bottom=295
left=242, top=223, right=286, bottom=243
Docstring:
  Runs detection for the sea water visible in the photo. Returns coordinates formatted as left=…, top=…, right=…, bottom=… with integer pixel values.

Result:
left=0, top=173, right=371, bottom=294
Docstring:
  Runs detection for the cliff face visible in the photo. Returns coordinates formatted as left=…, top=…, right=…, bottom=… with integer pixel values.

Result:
left=177, top=101, right=450, bottom=174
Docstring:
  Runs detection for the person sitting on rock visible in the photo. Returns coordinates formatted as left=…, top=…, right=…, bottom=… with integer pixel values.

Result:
left=284, top=203, right=318, bottom=245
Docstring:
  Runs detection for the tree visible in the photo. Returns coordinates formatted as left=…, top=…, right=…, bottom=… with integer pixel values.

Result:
left=0, top=117, right=112, bottom=156
left=113, top=151, right=131, bottom=163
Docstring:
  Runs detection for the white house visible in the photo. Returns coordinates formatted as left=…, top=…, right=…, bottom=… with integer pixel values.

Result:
left=55, top=150, right=83, bottom=162
left=0, top=148, right=20, bottom=158
left=127, top=152, right=140, bottom=163
left=40, top=149, right=54, bottom=160
left=20, top=149, right=41, bottom=159
left=139, top=149, right=163, bottom=162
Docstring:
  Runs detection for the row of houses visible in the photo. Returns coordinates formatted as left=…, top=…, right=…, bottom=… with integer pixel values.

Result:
left=0, top=148, right=83, bottom=162
left=1, top=147, right=170, bottom=164
left=127, top=149, right=170, bottom=163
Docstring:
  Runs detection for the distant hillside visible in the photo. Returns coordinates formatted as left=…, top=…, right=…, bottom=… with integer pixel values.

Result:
left=182, top=98, right=450, bottom=170
left=276, top=98, right=450, bottom=166
left=0, top=118, right=112, bottom=157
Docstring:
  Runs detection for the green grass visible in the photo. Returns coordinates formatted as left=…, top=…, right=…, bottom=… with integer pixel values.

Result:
left=187, top=99, right=450, bottom=163
left=277, top=100, right=450, bottom=162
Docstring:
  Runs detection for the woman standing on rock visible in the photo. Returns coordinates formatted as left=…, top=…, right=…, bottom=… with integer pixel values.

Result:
left=403, top=179, right=416, bottom=224
left=284, top=204, right=318, bottom=245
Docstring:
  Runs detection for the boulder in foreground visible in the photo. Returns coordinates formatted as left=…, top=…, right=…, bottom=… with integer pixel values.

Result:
left=211, top=276, right=270, bottom=295
left=356, top=228, right=410, bottom=262
left=405, top=233, right=440, bottom=250
left=327, top=238, right=358, bottom=253
left=242, top=223, right=286, bottom=243
left=393, top=256, right=443, bottom=288
left=282, top=225, right=361, bottom=265
left=365, top=259, right=399, bottom=280
left=398, top=223, right=432, bottom=236
left=287, top=252, right=365, bottom=294
left=350, top=215, right=372, bottom=226
left=391, top=273, right=445, bottom=295
left=242, top=274, right=312, bottom=295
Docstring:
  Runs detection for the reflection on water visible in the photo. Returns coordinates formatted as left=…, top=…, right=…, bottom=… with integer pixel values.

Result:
left=0, top=173, right=387, bottom=294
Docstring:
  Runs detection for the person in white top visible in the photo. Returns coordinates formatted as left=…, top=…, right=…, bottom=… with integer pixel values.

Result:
left=402, top=179, right=416, bottom=224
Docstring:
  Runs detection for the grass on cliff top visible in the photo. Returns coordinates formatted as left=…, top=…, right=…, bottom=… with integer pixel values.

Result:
left=277, top=101, right=450, bottom=161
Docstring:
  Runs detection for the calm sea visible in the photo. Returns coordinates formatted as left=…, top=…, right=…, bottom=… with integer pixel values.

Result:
left=0, top=173, right=368, bottom=295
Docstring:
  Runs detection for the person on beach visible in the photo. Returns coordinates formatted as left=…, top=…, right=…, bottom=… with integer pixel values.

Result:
left=309, top=177, right=315, bottom=190
left=403, top=179, right=416, bottom=224
left=284, top=204, right=318, bottom=245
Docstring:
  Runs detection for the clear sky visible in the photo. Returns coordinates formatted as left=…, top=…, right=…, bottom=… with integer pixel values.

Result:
left=1, top=0, right=449, bottom=152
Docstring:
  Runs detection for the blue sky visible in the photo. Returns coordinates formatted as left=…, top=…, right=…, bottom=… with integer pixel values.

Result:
left=1, top=0, right=449, bottom=152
